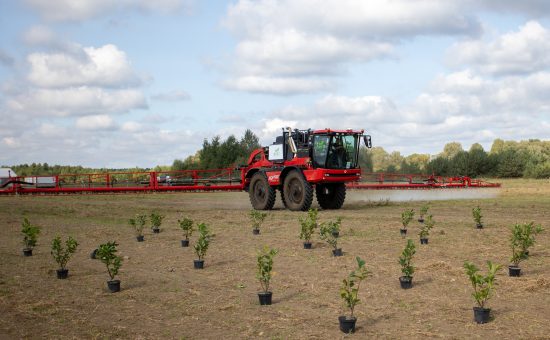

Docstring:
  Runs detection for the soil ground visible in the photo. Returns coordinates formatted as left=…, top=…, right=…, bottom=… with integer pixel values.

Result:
left=1, top=178, right=549, bottom=339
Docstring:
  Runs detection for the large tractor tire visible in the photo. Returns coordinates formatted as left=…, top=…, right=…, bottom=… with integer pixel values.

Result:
left=249, top=172, right=276, bottom=210
left=283, top=170, right=313, bottom=211
left=316, top=183, right=346, bottom=209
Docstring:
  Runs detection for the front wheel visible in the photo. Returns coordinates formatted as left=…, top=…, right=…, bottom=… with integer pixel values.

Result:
left=249, top=172, right=276, bottom=210
left=316, top=183, right=346, bottom=209
left=283, top=170, right=313, bottom=211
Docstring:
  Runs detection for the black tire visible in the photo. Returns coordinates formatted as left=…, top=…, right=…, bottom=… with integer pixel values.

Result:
left=279, top=188, right=287, bottom=209
left=249, top=172, right=276, bottom=210
left=316, top=183, right=346, bottom=209
left=283, top=170, right=313, bottom=211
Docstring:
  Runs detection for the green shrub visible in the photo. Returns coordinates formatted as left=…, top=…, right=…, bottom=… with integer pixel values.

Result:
left=21, top=218, right=40, bottom=250
left=472, top=206, right=482, bottom=226
left=256, top=246, right=278, bottom=293
left=178, top=216, right=194, bottom=240
left=51, top=236, right=78, bottom=270
left=399, top=239, right=416, bottom=278
left=97, top=241, right=122, bottom=281
left=463, top=261, right=501, bottom=308
left=249, top=210, right=268, bottom=231
left=419, top=204, right=430, bottom=219
left=320, top=217, right=342, bottom=250
left=194, top=223, right=212, bottom=260
left=419, top=214, right=434, bottom=238
left=299, top=208, right=318, bottom=243
left=515, top=222, right=543, bottom=256
left=150, top=212, right=164, bottom=230
left=129, top=213, right=147, bottom=237
left=340, top=257, right=369, bottom=318
left=401, top=209, right=415, bottom=229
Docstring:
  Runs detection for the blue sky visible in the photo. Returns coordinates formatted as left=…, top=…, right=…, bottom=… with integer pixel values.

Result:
left=1, top=0, right=549, bottom=168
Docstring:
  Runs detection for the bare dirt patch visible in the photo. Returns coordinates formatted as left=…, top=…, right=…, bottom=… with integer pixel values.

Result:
left=1, top=179, right=549, bottom=339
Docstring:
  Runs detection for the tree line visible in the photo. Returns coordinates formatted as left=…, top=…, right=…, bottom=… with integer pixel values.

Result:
left=3, top=134, right=549, bottom=179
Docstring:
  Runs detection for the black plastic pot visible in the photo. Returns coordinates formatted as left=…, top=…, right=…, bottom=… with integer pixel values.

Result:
left=420, top=238, right=429, bottom=244
left=152, top=228, right=160, bottom=234
left=400, top=228, right=407, bottom=237
left=399, top=276, right=413, bottom=289
left=332, top=248, right=343, bottom=257
left=331, top=231, right=340, bottom=238
left=136, top=235, right=144, bottom=242
left=338, top=316, right=357, bottom=334
left=476, top=223, right=483, bottom=229
left=252, top=228, right=260, bottom=235
left=303, top=242, right=312, bottom=249
left=107, top=279, right=121, bottom=293
left=194, top=259, right=204, bottom=269
left=258, top=291, right=272, bottom=305
left=56, top=268, right=69, bottom=279
left=418, top=218, right=424, bottom=223
left=508, top=265, right=521, bottom=277
left=23, top=248, right=33, bottom=256
left=181, top=239, right=189, bottom=247
left=473, top=307, right=490, bottom=324
left=90, top=248, right=98, bottom=259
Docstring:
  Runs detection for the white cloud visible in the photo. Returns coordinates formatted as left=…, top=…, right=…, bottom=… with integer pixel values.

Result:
left=222, top=0, right=481, bottom=95
left=8, top=87, right=146, bottom=117
left=27, top=44, right=142, bottom=88
left=25, top=0, right=193, bottom=22
left=447, top=21, right=550, bottom=75
left=151, top=90, right=191, bottom=101
left=76, top=114, right=116, bottom=130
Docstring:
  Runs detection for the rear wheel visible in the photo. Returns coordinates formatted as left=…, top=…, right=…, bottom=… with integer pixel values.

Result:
left=316, top=183, right=346, bottom=209
left=283, top=170, right=313, bottom=211
left=249, top=172, right=276, bottom=210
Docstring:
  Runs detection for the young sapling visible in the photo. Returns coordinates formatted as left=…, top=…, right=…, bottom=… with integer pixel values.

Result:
left=249, top=209, right=267, bottom=235
left=178, top=216, right=194, bottom=247
left=463, top=261, right=502, bottom=323
left=320, top=217, right=343, bottom=256
left=256, top=246, right=278, bottom=305
left=472, top=206, right=483, bottom=228
left=51, top=236, right=78, bottom=279
left=299, top=208, right=318, bottom=248
left=150, top=212, right=164, bottom=233
left=96, top=241, right=123, bottom=292
left=21, top=218, right=40, bottom=256
left=129, top=213, right=147, bottom=241
left=398, top=239, right=416, bottom=288
left=400, top=209, right=415, bottom=236
left=339, top=256, right=369, bottom=333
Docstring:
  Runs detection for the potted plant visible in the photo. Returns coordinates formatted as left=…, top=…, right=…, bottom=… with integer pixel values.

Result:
left=418, top=204, right=429, bottom=223
left=21, top=218, right=40, bottom=256
left=517, top=222, right=543, bottom=257
left=339, top=256, right=369, bottom=333
left=320, top=217, right=343, bottom=256
left=193, top=223, right=212, bottom=269
left=178, top=216, right=194, bottom=247
left=419, top=214, right=434, bottom=244
left=398, top=239, right=416, bottom=289
left=256, top=246, right=278, bottom=305
left=400, top=209, right=415, bottom=236
left=150, top=211, right=164, bottom=233
left=299, top=208, right=318, bottom=249
left=472, top=206, right=483, bottom=229
left=249, top=209, right=267, bottom=235
left=51, top=236, right=79, bottom=279
left=128, top=213, right=147, bottom=242
left=96, top=241, right=123, bottom=293
left=463, top=261, right=502, bottom=324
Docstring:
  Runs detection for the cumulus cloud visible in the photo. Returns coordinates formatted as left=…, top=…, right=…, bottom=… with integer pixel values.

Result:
left=25, top=0, right=193, bottom=22
left=222, top=0, right=481, bottom=95
left=76, top=114, right=116, bottom=130
left=27, top=44, right=142, bottom=88
left=448, top=21, right=550, bottom=75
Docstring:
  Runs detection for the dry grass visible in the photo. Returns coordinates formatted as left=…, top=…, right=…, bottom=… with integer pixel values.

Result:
left=0, top=179, right=549, bottom=339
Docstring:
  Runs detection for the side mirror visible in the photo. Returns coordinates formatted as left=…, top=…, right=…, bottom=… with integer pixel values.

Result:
left=363, top=135, right=372, bottom=148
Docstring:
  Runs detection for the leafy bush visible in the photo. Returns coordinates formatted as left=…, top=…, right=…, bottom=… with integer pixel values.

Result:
left=178, top=216, right=194, bottom=240
left=399, top=239, right=416, bottom=278
left=194, top=223, right=212, bottom=260
left=249, top=210, right=267, bottom=231
left=320, top=217, right=342, bottom=250
left=515, top=222, right=544, bottom=256
left=419, top=204, right=430, bottom=219
left=97, top=241, right=122, bottom=281
left=401, top=209, right=415, bottom=229
left=128, top=213, right=147, bottom=237
left=299, top=208, right=318, bottom=243
left=340, top=257, right=369, bottom=318
left=256, top=246, right=278, bottom=293
left=21, top=218, right=40, bottom=250
left=51, top=236, right=78, bottom=270
left=463, top=261, right=501, bottom=308
left=150, top=212, right=164, bottom=230
left=472, top=206, right=482, bottom=226
left=419, top=214, right=434, bottom=238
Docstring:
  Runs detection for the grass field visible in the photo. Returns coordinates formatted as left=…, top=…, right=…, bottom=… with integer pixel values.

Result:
left=1, top=178, right=549, bottom=339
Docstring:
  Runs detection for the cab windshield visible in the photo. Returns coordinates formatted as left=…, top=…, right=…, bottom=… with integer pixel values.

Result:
left=312, top=134, right=358, bottom=169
